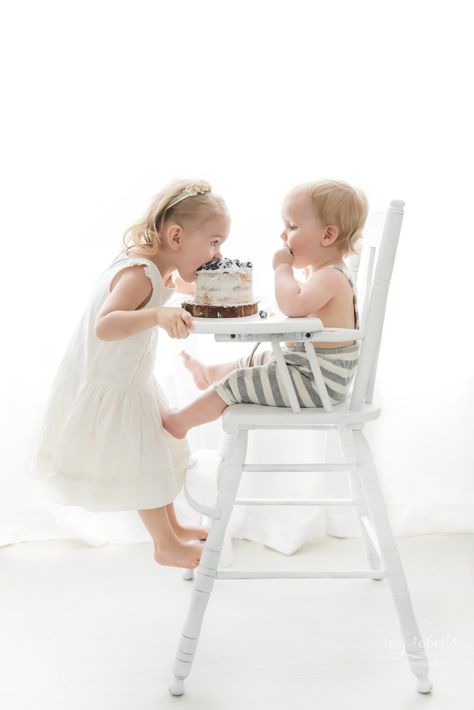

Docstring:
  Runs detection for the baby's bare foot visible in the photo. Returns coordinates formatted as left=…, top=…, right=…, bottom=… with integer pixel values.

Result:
left=162, top=411, right=188, bottom=439
left=180, top=351, right=209, bottom=390
left=154, top=540, right=204, bottom=569
left=174, top=524, right=209, bottom=543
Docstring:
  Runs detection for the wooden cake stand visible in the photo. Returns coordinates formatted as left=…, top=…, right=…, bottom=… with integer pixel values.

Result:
left=181, top=301, right=259, bottom=318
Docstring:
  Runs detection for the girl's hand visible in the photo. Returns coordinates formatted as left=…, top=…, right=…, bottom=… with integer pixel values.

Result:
left=272, top=246, right=295, bottom=270
left=155, top=307, right=193, bottom=339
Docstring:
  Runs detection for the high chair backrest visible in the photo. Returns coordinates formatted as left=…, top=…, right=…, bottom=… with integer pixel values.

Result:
left=349, top=200, right=405, bottom=411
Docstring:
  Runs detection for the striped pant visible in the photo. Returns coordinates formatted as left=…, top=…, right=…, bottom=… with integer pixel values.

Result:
left=213, top=342, right=360, bottom=408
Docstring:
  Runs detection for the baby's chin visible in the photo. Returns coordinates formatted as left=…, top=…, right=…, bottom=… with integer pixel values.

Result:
left=293, top=258, right=309, bottom=269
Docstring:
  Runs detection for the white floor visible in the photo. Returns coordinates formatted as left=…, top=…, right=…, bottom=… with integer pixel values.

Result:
left=0, top=533, right=473, bottom=710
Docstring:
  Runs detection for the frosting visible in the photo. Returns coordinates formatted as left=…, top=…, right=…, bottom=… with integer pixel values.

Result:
left=194, top=258, right=255, bottom=307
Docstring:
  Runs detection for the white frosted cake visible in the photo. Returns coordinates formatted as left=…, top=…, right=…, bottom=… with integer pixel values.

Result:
left=182, top=258, right=258, bottom=318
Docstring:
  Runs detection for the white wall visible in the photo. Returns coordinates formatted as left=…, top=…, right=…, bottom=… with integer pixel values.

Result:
left=1, top=0, right=473, bottom=541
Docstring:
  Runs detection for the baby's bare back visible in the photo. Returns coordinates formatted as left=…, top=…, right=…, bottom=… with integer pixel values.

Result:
left=286, top=267, right=357, bottom=349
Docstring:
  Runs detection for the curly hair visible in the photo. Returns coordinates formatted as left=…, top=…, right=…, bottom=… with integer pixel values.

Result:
left=121, top=179, right=228, bottom=257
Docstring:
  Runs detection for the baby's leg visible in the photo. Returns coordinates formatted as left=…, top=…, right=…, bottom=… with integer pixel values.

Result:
left=163, top=351, right=277, bottom=439
left=211, top=351, right=297, bottom=408
left=137, top=506, right=204, bottom=569
left=181, top=351, right=238, bottom=390
left=162, top=390, right=228, bottom=439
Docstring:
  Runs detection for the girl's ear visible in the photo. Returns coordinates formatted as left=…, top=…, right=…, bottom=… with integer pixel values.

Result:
left=322, top=225, right=340, bottom=246
left=164, top=223, right=183, bottom=251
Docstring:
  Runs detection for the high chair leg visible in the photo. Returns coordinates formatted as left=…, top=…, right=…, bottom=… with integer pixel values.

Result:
left=182, top=511, right=230, bottom=582
left=169, top=430, right=248, bottom=697
left=337, top=426, right=383, bottom=580
left=349, top=428, right=433, bottom=694
left=220, top=523, right=235, bottom=567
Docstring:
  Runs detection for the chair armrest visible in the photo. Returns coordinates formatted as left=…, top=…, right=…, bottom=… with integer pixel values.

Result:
left=308, top=327, right=363, bottom=344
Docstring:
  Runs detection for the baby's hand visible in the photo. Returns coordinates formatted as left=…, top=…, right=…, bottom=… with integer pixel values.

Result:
left=155, top=307, right=193, bottom=339
left=272, top=246, right=295, bottom=270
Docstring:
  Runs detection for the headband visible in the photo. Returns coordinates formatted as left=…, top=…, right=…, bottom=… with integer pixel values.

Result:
left=167, top=181, right=212, bottom=209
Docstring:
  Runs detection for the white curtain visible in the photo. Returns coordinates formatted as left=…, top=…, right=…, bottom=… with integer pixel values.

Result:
left=2, top=0, right=474, bottom=553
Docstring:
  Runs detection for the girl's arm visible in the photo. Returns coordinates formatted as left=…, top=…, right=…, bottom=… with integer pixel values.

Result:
left=96, top=306, right=155, bottom=340
left=96, top=306, right=192, bottom=340
left=94, top=266, right=192, bottom=340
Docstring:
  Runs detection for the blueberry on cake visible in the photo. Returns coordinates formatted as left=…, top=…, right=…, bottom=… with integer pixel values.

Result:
left=182, top=258, right=258, bottom=318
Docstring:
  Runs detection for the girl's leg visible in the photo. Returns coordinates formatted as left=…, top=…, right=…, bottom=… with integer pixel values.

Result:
left=181, top=351, right=238, bottom=390
left=165, top=502, right=208, bottom=542
left=137, top=506, right=204, bottom=569
left=162, top=390, right=227, bottom=439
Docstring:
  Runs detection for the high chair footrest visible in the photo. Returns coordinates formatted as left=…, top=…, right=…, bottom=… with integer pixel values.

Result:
left=243, top=463, right=359, bottom=472
left=216, top=569, right=387, bottom=580
left=233, top=497, right=355, bottom=506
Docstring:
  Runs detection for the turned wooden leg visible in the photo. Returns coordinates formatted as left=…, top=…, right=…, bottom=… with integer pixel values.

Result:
left=169, top=430, right=248, bottom=696
left=351, top=427, right=433, bottom=694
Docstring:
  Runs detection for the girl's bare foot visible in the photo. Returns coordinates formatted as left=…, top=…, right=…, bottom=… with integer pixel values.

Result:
left=162, top=411, right=188, bottom=439
left=154, top=540, right=204, bottom=569
left=173, top=524, right=209, bottom=543
left=180, top=351, right=210, bottom=390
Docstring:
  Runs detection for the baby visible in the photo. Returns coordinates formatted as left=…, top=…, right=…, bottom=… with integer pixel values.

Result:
left=162, top=179, right=368, bottom=439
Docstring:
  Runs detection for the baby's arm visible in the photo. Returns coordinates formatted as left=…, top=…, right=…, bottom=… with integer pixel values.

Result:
left=273, top=249, right=338, bottom=317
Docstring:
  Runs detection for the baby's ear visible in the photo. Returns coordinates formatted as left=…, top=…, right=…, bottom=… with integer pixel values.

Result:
left=323, top=225, right=340, bottom=246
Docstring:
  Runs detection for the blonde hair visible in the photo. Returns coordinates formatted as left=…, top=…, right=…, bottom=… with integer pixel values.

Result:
left=288, top=179, right=368, bottom=256
left=121, top=179, right=228, bottom=257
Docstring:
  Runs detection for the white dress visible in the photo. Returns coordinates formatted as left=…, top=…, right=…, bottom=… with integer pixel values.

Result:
left=32, top=253, right=190, bottom=512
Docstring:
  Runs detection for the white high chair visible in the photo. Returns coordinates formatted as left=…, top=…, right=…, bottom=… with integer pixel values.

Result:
left=168, top=201, right=433, bottom=697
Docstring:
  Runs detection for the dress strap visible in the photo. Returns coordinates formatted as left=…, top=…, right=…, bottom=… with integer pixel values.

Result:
left=112, top=253, right=175, bottom=301
left=330, top=264, right=360, bottom=330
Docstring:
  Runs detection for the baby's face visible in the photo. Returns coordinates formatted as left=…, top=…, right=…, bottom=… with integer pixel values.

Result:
left=280, top=193, right=326, bottom=268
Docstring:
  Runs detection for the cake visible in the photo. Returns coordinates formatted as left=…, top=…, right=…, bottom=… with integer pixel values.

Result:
left=182, top=258, right=258, bottom=318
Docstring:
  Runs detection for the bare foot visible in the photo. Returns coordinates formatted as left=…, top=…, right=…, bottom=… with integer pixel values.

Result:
left=154, top=540, right=204, bottom=569
left=162, top=411, right=188, bottom=439
left=174, top=524, right=209, bottom=543
left=180, top=351, right=210, bottom=390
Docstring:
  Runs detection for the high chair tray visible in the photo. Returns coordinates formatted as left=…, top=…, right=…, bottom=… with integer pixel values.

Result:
left=189, top=310, right=324, bottom=336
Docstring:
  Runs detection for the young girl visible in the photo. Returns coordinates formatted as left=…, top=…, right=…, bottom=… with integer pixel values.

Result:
left=162, top=179, right=368, bottom=438
left=33, top=179, right=230, bottom=569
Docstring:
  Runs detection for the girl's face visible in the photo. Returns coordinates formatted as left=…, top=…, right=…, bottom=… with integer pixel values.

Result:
left=280, top=193, right=329, bottom=268
left=177, top=212, right=230, bottom=282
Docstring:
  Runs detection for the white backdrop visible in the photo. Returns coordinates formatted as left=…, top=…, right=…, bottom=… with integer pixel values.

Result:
left=1, top=0, right=473, bottom=551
